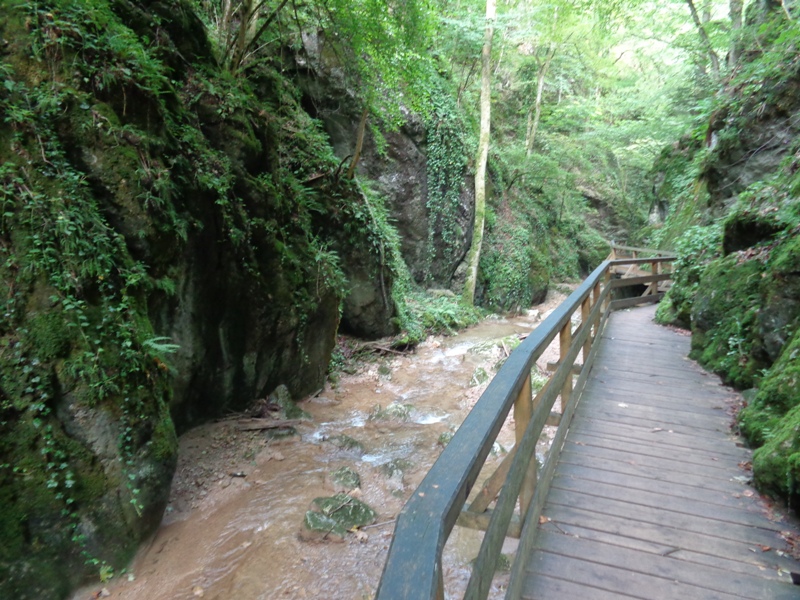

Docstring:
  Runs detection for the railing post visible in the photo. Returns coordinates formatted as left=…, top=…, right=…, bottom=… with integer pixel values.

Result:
left=651, top=260, right=659, bottom=295
left=581, top=296, right=592, bottom=364
left=603, top=267, right=612, bottom=313
left=559, top=321, right=572, bottom=411
left=514, top=373, right=537, bottom=518
left=592, top=281, right=601, bottom=338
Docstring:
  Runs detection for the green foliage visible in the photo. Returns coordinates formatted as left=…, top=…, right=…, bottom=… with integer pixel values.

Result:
left=689, top=254, right=766, bottom=388
left=479, top=219, right=549, bottom=311
left=402, top=291, right=482, bottom=341
left=738, top=328, right=800, bottom=502
left=655, top=224, right=722, bottom=326
left=424, top=78, right=472, bottom=283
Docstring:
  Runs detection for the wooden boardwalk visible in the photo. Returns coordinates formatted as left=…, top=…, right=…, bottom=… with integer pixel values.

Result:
left=522, top=305, right=799, bottom=600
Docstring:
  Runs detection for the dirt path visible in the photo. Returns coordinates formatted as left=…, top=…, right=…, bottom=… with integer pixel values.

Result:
left=72, top=290, right=571, bottom=600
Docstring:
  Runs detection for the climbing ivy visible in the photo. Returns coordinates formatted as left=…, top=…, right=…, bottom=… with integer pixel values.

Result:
left=424, top=80, right=472, bottom=284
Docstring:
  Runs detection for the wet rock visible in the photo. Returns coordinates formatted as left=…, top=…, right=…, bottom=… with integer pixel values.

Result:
left=437, top=430, right=455, bottom=447
left=369, top=402, right=413, bottom=422
left=469, top=367, right=490, bottom=387
left=328, top=467, right=361, bottom=493
left=328, top=434, right=365, bottom=454
left=380, top=458, right=414, bottom=487
left=301, top=493, right=376, bottom=542
left=270, top=385, right=312, bottom=421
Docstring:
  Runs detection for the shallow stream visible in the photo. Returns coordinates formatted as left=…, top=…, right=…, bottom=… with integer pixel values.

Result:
left=74, top=293, right=567, bottom=600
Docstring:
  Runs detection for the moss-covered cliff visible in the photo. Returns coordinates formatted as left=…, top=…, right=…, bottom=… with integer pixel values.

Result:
left=652, top=11, right=800, bottom=508
left=0, top=0, right=399, bottom=596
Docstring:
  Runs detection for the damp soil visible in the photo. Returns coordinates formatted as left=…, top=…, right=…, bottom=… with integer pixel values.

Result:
left=72, top=290, right=573, bottom=600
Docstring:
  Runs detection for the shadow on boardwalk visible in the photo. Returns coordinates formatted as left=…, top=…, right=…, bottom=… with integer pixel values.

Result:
left=522, top=304, right=800, bottom=600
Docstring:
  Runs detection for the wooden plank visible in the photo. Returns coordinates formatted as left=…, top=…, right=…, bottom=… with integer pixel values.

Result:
left=546, top=481, right=785, bottom=547
left=568, top=416, right=747, bottom=458
left=583, top=377, right=732, bottom=404
left=550, top=474, right=774, bottom=529
left=554, top=462, right=759, bottom=510
left=531, top=529, right=796, bottom=600
left=541, top=501, right=793, bottom=564
left=580, top=385, right=734, bottom=414
left=537, top=514, right=796, bottom=578
left=562, top=435, right=742, bottom=477
left=521, top=572, right=640, bottom=600
left=558, top=448, right=743, bottom=492
left=591, top=364, right=726, bottom=388
left=524, top=551, right=745, bottom=600
left=576, top=402, right=733, bottom=432
left=568, top=417, right=749, bottom=458
left=562, top=435, right=746, bottom=480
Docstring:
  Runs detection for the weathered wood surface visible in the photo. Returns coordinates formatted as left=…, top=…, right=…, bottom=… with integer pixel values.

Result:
left=521, top=305, right=800, bottom=600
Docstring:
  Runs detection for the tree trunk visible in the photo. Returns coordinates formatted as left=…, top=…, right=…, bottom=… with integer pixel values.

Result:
left=685, top=0, right=721, bottom=79
left=525, top=45, right=556, bottom=157
left=347, top=105, right=369, bottom=180
left=729, top=0, right=743, bottom=67
left=463, top=0, right=495, bottom=305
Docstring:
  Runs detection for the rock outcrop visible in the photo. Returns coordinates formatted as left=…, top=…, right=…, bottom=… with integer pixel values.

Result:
left=0, top=2, right=394, bottom=596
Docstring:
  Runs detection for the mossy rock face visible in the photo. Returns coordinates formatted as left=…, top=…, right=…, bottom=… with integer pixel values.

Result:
left=0, top=0, right=394, bottom=595
left=479, top=220, right=551, bottom=312
left=302, top=493, right=376, bottom=540
left=690, top=254, right=767, bottom=388
left=750, top=402, right=800, bottom=505
left=740, top=328, right=800, bottom=450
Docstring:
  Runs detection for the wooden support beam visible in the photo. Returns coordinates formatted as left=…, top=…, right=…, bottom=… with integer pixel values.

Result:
left=456, top=508, right=523, bottom=539
left=468, top=445, right=517, bottom=514
left=609, top=292, right=665, bottom=310
left=545, top=362, right=582, bottom=374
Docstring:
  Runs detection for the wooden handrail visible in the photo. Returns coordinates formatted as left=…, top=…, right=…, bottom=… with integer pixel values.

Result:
left=375, top=255, right=676, bottom=600
left=607, top=242, right=675, bottom=258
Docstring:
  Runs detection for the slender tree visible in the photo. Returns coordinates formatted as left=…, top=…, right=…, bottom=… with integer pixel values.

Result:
left=525, top=44, right=556, bottom=156
left=463, top=0, right=496, bottom=305
left=685, top=0, right=721, bottom=79
left=729, top=0, right=744, bottom=67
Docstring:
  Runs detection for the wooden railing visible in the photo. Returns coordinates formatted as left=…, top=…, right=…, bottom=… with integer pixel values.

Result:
left=375, top=255, right=676, bottom=600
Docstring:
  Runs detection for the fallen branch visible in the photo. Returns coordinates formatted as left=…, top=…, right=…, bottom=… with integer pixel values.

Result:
left=361, top=519, right=396, bottom=530
left=354, top=340, right=409, bottom=355
left=236, top=418, right=301, bottom=431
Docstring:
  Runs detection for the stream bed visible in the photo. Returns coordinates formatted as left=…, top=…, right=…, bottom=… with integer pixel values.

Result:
left=73, top=292, right=569, bottom=600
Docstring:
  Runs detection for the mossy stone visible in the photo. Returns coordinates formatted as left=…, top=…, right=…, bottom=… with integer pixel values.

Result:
left=306, top=493, right=376, bottom=535
left=329, top=466, right=360, bottom=492
left=303, top=510, right=348, bottom=539
left=270, top=385, right=311, bottom=420
left=369, top=402, right=413, bottom=421
left=329, top=434, right=365, bottom=454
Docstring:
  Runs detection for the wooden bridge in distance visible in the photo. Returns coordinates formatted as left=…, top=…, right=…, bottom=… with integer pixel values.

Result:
left=375, top=246, right=800, bottom=599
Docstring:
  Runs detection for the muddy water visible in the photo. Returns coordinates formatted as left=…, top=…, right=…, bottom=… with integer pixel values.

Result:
left=76, top=297, right=566, bottom=600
